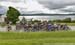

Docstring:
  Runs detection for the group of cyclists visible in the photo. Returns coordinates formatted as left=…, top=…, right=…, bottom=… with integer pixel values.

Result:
left=15, top=21, right=70, bottom=32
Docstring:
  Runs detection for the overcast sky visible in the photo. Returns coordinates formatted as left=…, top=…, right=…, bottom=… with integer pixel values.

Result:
left=0, top=0, right=75, bottom=14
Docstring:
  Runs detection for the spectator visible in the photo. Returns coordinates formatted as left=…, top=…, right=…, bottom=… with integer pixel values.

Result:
left=7, top=24, right=12, bottom=31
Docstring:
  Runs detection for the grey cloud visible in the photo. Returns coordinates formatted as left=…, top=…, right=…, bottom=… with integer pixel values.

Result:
left=0, top=0, right=75, bottom=14
left=0, top=6, right=7, bottom=14
left=38, top=0, right=75, bottom=9
left=59, top=6, right=75, bottom=13
left=61, top=9, right=75, bottom=12
left=1, top=0, right=75, bottom=9
left=0, top=0, right=23, bottom=2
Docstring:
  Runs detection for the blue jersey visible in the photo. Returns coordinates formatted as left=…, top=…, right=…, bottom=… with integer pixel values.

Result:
left=47, top=24, right=52, bottom=30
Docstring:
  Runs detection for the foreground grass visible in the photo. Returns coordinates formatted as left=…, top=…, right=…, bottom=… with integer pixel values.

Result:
left=0, top=31, right=75, bottom=45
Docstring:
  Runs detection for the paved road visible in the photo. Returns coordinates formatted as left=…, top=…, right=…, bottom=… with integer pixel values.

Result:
left=69, top=26, right=75, bottom=31
left=0, top=26, right=75, bottom=32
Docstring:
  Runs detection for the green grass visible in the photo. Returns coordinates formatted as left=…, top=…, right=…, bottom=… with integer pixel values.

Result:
left=57, top=23, right=75, bottom=26
left=0, top=31, right=75, bottom=45
left=66, top=23, right=75, bottom=26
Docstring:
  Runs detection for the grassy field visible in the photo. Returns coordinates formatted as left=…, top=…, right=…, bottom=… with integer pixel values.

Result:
left=0, top=31, right=75, bottom=45
left=66, top=23, right=75, bottom=26
left=56, top=23, right=75, bottom=26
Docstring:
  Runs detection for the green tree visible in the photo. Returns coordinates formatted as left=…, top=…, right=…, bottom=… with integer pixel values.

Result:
left=6, top=7, right=20, bottom=24
left=33, top=20, right=41, bottom=23
left=63, top=18, right=71, bottom=23
left=71, top=20, right=75, bottom=23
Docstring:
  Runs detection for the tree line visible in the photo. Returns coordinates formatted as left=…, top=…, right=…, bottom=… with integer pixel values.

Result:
left=49, top=18, right=75, bottom=23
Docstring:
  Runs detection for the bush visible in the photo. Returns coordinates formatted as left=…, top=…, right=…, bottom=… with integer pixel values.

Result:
left=0, top=22, right=6, bottom=27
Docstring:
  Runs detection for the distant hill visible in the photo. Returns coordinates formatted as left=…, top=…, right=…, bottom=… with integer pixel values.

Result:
left=21, top=13, right=75, bottom=16
left=0, top=14, right=3, bottom=16
left=0, top=13, right=75, bottom=16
